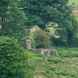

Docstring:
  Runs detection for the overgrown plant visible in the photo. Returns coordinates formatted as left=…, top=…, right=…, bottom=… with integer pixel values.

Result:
left=0, top=36, right=26, bottom=78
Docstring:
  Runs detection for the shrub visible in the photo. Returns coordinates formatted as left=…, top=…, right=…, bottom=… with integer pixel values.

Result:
left=0, top=36, right=26, bottom=78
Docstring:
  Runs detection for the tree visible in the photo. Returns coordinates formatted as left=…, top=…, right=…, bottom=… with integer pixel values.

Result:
left=0, top=0, right=8, bottom=17
left=24, top=0, right=71, bottom=28
left=24, top=0, right=75, bottom=46
left=0, top=0, right=26, bottom=42
left=0, top=36, right=26, bottom=78
left=0, top=0, right=8, bottom=32
left=30, top=26, right=48, bottom=48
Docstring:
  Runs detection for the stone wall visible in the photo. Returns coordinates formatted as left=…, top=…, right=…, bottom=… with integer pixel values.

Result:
left=31, top=48, right=57, bottom=56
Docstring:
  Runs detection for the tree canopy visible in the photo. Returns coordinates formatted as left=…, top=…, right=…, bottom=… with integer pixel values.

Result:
left=0, top=0, right=77, bottom=47
left=0, top=0, right=26, bottom=41
left=24, top=0, right=72, bottom=28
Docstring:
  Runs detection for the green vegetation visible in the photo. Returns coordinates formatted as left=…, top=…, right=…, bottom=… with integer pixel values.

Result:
left=0, top=0, right=26, bottom=42
left=69, top=0, right=78, bottom=6
left=1, top=36, right=78, bottom=78
left=0, top=0, right=78, bottom=78
left=0, top=0, right=77, bottom=47
left=33, top=48, right=78, bottom=78
left=25, top=50, right=43, bottom=78
left=0, top=36, right=26, bottom=78
left=57, top=48, right=78, bottom=57
left=25, top=0, right=76, bottom=47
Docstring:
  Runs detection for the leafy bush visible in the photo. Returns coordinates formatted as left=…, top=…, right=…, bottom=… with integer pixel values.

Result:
left=0, top=36, right=26, bottom=78
left=31, top=27, right=48, bottom=48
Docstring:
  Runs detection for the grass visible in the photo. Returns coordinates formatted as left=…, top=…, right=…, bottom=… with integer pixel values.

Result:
left=69, top=0, right=78, bottom=6
left=44, top=56, right=78, bottom=78
left=57, top=48, right=78, bottom=57
left=29, top=48, right=78, bottom=78
left=25, top=1, right=78, bottom=77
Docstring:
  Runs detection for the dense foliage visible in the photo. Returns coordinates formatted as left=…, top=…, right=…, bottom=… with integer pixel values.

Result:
left=30, top=48, right=78, bottom=78
left=24, top=0, right=77, bottom=47
left=31, top=27, right=48, bottom=48
left=0, top=0, right=78, bottom=47
left=24, top=0, right=71, bottom=27
left=0, top=0, right=26, bottom=42
left=0, top=36, right=26, bottom=78
left=0, top=1, right=78, bottom=78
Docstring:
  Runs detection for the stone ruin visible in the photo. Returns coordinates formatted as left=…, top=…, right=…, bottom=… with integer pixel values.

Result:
left=26, top=39, right=32, bottom=49
left=31, top=48, right=57, bottom=56
left=25, top=28, right=57, bottom=56
left=26, top=38, right=57, bottom=56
